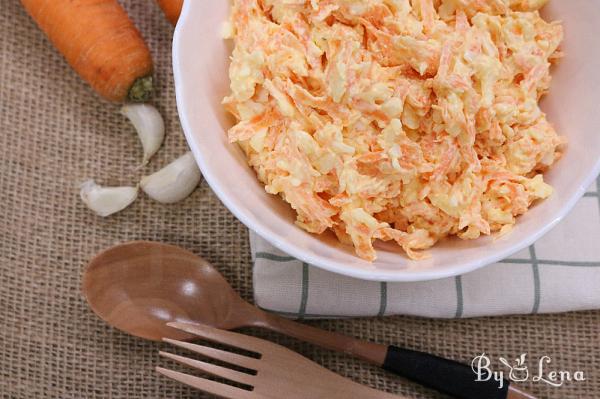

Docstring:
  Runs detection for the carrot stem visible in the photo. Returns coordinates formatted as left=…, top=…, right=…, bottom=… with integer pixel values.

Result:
left=128, top=76, right=154, bottom=102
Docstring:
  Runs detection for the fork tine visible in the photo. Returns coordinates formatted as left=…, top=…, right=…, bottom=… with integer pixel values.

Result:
left=156, top=367, right=256, bottom=399
left=163, top=338, right=260, bottom=370
left=160, top=351, right=255, bottom=386
left=167, top=322, right=267, bottom=353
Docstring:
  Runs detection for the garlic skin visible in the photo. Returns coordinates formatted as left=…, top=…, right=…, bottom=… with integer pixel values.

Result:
left=121, top=104, right=165, bottom=165
left=140, top=152, right=201, bottom=204
left=80, top=180, right=138, bottom=217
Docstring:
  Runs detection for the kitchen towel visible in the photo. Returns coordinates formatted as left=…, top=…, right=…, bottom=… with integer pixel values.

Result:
left=252, top=179, right=600, bottom=318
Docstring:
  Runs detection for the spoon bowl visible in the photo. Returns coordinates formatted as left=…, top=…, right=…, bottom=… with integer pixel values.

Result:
left=82, top=241, right=252, bottom=341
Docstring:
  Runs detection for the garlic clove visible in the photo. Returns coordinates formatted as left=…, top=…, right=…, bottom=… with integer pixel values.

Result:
left=140, top=152, right=201, bottom=204
left=80, top=180, right=138, bottom=217
left=121, top=104, right=165, bottom=165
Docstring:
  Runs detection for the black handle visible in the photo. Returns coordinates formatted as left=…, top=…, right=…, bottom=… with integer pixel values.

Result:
left=382, top=346, right=509, bottom=399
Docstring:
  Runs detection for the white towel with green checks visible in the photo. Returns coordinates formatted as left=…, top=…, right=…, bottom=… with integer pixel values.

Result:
left=251, top=179, right=600, bottom=318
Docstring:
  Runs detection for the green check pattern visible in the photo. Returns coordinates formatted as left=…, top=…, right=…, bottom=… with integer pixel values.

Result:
left=252, top=178, right=600, bottom=319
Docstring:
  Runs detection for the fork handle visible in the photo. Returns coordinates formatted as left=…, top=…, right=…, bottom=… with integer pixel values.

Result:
left=383, top=346, right=511, bottom=399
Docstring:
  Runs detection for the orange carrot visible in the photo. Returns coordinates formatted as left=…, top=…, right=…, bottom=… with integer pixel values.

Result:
left=156, top=0, right=183, bottom=26
left=20, top=0, right=154, bottom=102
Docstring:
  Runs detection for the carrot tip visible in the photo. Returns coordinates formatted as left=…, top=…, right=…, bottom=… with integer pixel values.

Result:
left=128, top=76, right=154, bottom=102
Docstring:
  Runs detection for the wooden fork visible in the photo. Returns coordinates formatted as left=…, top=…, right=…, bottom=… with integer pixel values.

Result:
left=157, top=322, right=405, bottom=399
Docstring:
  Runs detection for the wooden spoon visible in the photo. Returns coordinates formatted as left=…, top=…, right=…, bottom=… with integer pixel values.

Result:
left=82, top=241, right=535, bottom=399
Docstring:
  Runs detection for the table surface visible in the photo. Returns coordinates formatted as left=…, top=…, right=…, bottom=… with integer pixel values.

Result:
left=1, top=1, right=598, bottom=398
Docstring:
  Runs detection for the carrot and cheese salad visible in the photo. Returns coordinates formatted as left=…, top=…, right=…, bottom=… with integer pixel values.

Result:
left=223, top=0, right=565, bottom=261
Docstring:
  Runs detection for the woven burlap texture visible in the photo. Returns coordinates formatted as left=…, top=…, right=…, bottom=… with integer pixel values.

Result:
left=0, top=1, right=598, bottom=398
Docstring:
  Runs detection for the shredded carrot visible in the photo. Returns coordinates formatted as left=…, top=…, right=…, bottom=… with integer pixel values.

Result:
left=224, top=0, right=565, bottom=261
left=21, top=0, right=154, bottom=102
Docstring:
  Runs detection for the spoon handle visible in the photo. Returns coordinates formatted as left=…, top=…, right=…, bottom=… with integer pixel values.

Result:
left=257, top=311, right=388, bottom=363
left=256, top=312, right=533, bottom=399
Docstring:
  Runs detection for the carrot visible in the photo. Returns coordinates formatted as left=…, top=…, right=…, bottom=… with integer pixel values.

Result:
left=20, top=0, right=154, bottom=102
left=156, top=0, right=183, bottom=26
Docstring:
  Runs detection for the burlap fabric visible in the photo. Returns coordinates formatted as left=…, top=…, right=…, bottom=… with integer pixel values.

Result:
left=0, top=1, right=598, bottom=398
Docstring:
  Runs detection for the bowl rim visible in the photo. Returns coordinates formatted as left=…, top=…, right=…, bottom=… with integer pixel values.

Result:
left=172, top=0, right=600, bottom=282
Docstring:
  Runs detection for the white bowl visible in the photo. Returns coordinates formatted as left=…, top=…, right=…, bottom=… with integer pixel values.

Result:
left=173, top=1, right=600, bottom=282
